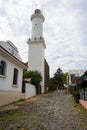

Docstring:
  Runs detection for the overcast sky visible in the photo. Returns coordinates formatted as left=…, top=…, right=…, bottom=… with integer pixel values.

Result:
left=0, top=0, right=87, bottom=76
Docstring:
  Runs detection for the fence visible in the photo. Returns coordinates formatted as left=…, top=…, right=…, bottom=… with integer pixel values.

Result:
left=80, top=88, right=87, bottom=101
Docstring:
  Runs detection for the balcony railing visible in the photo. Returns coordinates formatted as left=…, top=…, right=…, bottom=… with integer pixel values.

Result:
left=28, top=36, right=44, bottom=42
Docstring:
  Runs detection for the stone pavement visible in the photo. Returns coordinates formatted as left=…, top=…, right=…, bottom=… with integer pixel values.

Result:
left=0, top=91, right=87, bottom=130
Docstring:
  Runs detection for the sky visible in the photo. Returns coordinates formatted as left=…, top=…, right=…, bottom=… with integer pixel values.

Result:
left=0, top=0, right=87, bottom=77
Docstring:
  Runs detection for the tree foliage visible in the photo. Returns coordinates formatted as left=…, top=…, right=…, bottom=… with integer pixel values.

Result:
left=48, top=68, right=67, bottom=91
left=62, top=73, right=68, bottom=84
left=23, top=70, right=42, bottom=87
left=48, top=78, right=57, bottom=91
left=53, top=68, right=64, bottom=88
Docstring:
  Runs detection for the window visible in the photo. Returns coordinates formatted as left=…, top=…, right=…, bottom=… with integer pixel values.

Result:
left=71, top=74, right=75, bottom=84
left=13, top=68, right=18, bottom=85
left=0, top=60, right=6, bottom=76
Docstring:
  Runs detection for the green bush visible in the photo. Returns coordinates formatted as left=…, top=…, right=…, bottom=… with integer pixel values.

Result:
left=23, top=70, right=42, bottom=94
left=72, top=90, right=80, bottom=103
left=72, top=91, right=80, bottom=96
left=48, top=78, right=57, bottom=91
left=23, top=70, right=42, bottom=86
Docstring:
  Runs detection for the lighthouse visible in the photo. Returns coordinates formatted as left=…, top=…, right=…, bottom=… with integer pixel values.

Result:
left=27, top=9, right=46, bottom=93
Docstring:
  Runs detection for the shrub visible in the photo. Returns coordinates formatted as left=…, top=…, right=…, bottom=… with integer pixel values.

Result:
left=23, top=70, right=42, bottom=94
left=48, top=78, right=57, bottom=91
left=72, top=91, right=80, bottom=103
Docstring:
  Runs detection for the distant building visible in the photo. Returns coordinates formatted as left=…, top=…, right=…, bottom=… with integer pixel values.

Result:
left=67, top=69, right=86, bottom=87
left=79, top=71, right=87, bottom=101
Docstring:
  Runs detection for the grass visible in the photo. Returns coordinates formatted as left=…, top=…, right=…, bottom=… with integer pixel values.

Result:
left=0, top=109, right=23, bottom=129
left=48, top=90, right=56, bottom=93
left=18, top=127, right=29, bottom=130
left=72, top=97, right=87, bottom=129
left=73, top=103, right=87, bottom=114
left=0, top=109, right=22, bottom=121
left=11, top=98, right=25, bottom=104
left=70, top=94, right=87, bottom=113
left=18, top=98, right=25, bottom=102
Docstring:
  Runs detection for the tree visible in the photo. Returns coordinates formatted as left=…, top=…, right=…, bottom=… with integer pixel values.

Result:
left=53, top=68, right=64, bottom=89
left=23, top=70, right=42, bottom=94
left=62, top=73, right=68, bottom=84
left=48, top=78, right=57, bottom=91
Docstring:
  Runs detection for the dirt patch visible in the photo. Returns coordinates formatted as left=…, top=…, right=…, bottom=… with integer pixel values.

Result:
left=25, top=95, right=41, bottom=103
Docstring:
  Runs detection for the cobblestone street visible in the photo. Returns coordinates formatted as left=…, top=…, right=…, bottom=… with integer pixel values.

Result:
left=0, top=91, right=87, bottom=130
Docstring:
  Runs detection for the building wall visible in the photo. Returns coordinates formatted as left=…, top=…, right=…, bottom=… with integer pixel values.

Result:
left=0, top=41, right=22, bottom=61
left=0, top=91, right=25, bottom=106
left=0, top=55, right=23, bottom=92
left=31, top=9, right=44, bottom=39
left=44, top=59, right=50, bottom=89
left=25, top=83, right=36, bottom=98
left=28, top=42, right=45, bottom=93
left=28, top=9, right=46, bottom=93
left=67, top=69, right=86, bottom=86
left=32, top=17, right=43, bottom=38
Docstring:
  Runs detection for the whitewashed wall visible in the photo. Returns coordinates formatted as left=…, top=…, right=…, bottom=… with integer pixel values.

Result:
left=0, top=55, right=23, bottom=92
left=28, top=43, right=45, bottom=93
left=0, top=41, right=22, bottom=60
left=0, top=91, right=25, bottom=106
left=25, top=83, right=36, bottom=98
left=32, top=18, right=43, bottom=38
left=68, top=69, right=86, bottom=86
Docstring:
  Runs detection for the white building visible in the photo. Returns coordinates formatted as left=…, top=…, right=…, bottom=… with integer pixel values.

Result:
left=0, top=40, right=27, bottom=106
left=27, top=9, right=46, bottom=93
left=67, top=69, right=86, bottom=87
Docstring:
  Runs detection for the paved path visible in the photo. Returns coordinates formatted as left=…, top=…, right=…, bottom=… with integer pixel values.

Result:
left=0, top=91, right=87, bottom=130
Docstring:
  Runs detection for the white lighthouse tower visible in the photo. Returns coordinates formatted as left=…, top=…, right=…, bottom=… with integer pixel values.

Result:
left=27, top=9, right=46, bottom=93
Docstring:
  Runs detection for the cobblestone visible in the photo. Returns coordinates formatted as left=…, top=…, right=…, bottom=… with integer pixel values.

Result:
left=0, top=91, right=87, bottom=130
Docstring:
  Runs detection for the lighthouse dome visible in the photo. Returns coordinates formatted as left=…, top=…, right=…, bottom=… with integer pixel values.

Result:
left=35, top=9, right=41, bottom=14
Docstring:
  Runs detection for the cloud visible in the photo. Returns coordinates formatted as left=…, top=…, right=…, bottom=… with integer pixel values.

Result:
left=0, top=0, right=31, bottom=61
left=0, top=0, right=87, bottom=77
left=43, top=0, right=87, bottom=76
